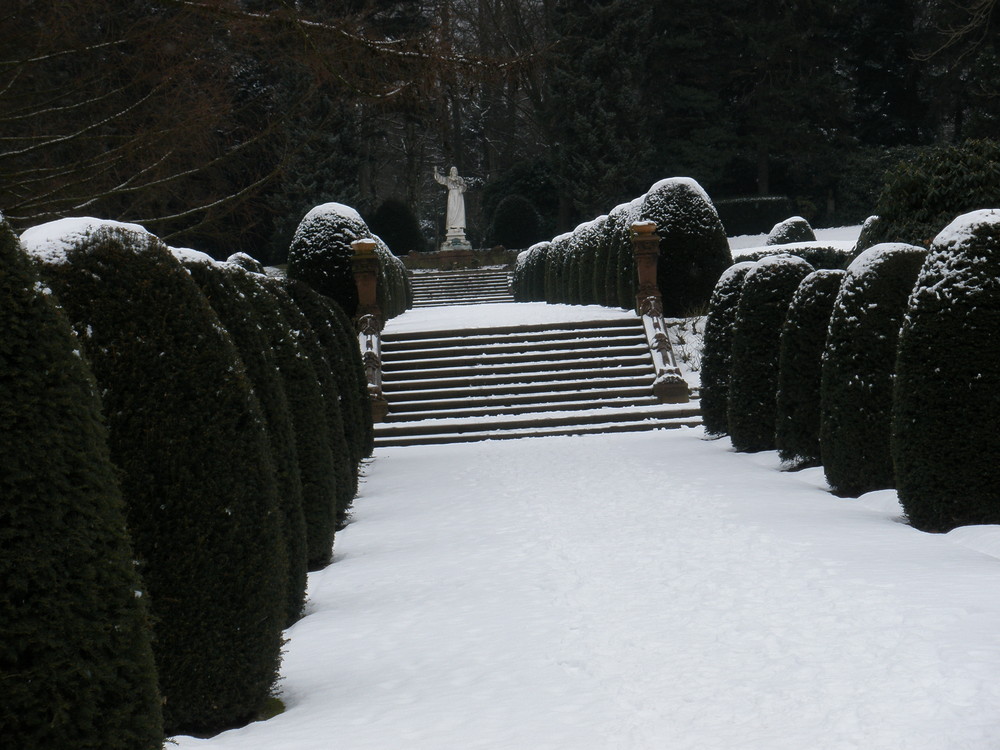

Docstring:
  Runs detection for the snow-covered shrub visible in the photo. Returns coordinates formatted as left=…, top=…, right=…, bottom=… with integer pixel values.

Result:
left=226, top=251, right=266, bottom=274
left=511, top=249, right=531, bottom=301
left=728, top=254, right=814, bottom=452
left=766, top=216, right=816, bottom=245
left=893, top=210, right=1000, bottom=531
left=640, top=177, right=732, bottom=317
left=0, top=217, right=163, bottom=749
left=563, top=229, right=584, bottom=304
left=700, top=261, right=755, bottom=436
left=573, top=219, right=601, bottom=306
left=736, top=244, right=851, bottom=269
left=606, top=199, right=642, bottom=309
left=519, top=241, right=549, bottom=301
left=588, top=215, right=612, bottom=305
left=228, top=270, right=341, bottom=569
left=373, top=236, right=411, bottom=319
left=267, top=278, right=355, bottom=552
left=181, top=255, right=308, bottom=626
left=284, top=277, right=374, bottom=516
left=774, top=269, right=845, bottom=467
left=489, top=193, right=542, bottom=249
left=545, top=233, right=572, bottom=304
left=820, top=243, right=925, bottom=497
left=851, top=214, right=881, bottom=257
left=24, top=219, right=285, bottom=735
left=865, top=139, right=1000, bottom=249
left=287, top=202, right=369, bottom=316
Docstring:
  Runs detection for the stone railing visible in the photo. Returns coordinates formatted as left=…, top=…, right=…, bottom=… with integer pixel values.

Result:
left=630, top=221, right=690, bottom=404
left=351, top=238, right=389, bottom=422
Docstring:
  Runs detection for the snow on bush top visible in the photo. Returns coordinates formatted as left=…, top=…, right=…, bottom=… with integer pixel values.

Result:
left=766, top=216, right=816, bottom=246
left=170, top=246, right=215, bottom=266
left=646, top=177, right=712, bottom=207
left=21, top=217, right=152, bottom=265
left=301, top=202, right=365, bottom=226
left=226, top=252, right=265, bottom=274
left=716, top=260, right=757, bottom=288
left=844, top=242, right=925, bottom=280
left=912, top=208, right=1000, bottom=301
left=744, top=253, right=814, bottom=283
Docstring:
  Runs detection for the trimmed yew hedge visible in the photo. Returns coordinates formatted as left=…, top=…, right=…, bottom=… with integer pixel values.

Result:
left=728, top=254, right=815, bottom=452
left=766, top=216, right=816, bottom=245
left=25, top=221, right=286, bottom=736
left=820, top=243, right=925, bottom=497
left=1, top=217, right=163, bottom=750
left=700, top=261, right=756, bottom=436
left=893, top=210, right=1000, bottom=531
left=774, top=269, right=845, bottom=467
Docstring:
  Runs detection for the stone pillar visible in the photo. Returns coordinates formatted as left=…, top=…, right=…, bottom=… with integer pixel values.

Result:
left=631, top=220, right=661, bottom=315
left=351, top=238, right=389, bottom=422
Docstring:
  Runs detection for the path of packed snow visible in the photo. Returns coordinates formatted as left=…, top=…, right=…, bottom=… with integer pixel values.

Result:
left=175, top=431, right=1000, bottom=750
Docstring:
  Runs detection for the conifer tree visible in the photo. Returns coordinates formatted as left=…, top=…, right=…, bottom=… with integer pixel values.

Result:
left=1, top=216, right=163, bottom=750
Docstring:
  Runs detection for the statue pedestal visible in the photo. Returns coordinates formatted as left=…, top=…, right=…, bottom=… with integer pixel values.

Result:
left=440, top=228, right=472, bottom=252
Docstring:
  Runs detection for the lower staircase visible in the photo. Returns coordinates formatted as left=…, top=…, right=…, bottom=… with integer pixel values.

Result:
left=409, top=268, right=513, bottom=307
left=374, top=316, right=701, bottom=447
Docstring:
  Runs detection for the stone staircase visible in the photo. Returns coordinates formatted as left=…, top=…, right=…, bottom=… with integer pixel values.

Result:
left=409, top=268, right=513, bottom=307
left=374, top=317, right=701, bottom=447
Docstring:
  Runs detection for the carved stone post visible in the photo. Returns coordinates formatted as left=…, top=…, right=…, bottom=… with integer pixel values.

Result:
left=630, top=221, right=690, bottom=404
left=352, top=238, right=389, bottom=422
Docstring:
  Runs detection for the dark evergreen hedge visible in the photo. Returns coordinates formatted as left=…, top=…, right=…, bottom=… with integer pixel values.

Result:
left=865, top=139, right=1000, bottom=249
left=373, top=236, right=411, bottom=319
left=26, top=222, right=286, bottom=735
left=367, top=198, right=425, bottom=255
left=714, top=195, right=796, bottom=236
left=641, top=178, right=732, bottom=317
left=1, top=218, right=163, bottom=750
left=893, top=210, right=1000, bottom=531
left=287, top=202, right=369, bottom=316
left=735, top=245, right=852, bottom=270
left=607, top=199, right=641, bottom=310
left=700, top=261, right=755, bottom=436
left=851, top=215, right=882, bottom=256
left=820, top=243, right=925, bottom=497
left=268, top=278, right=355, bottom=546
left=512, top=249, right=531, bottom=301
left=228, top=269, right=341, bottom=569
left=489, top=193, right=542, bottom=249
left=589, top=215, right=611, bottom=306
left=226, top=251, right=266, bottom=274
left=182, top=254, right=308, bottom=626
left=774, top=269, right=845, bottom=467
left=766, top=216, right=816, bottom=245
left=728, top=254, right=815, bottom=452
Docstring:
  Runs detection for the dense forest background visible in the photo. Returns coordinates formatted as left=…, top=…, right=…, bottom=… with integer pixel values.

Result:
left=2, top=0, right=997, bottom=262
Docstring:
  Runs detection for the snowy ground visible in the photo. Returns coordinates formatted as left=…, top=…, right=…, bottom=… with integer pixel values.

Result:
left=175, top=289, right=1000, bottom=750
left=175, top=431, right=1000, bottom=750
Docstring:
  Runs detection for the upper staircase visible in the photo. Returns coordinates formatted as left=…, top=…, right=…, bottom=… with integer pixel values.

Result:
left=409, top=268, right=513, bottom=307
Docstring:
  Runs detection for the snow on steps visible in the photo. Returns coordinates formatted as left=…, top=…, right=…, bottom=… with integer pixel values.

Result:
left=409, top=268, right=513, bottom=307
left=376, top=316, right=701, bottom=446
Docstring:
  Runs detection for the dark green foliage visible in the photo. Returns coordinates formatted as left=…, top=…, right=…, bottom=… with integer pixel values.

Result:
left=373, top=237, right=411, bottom=320
left=774, top=269, right=845, bottom=467
left=589, top=215, right=611, bottom=305
left=606, top=200, right=641, bottom=310
left=574, top=220, right=601, bottom=305
left=700, top=261, right=755, bottom=436
left=481, top=161, right=560, bottom=239
left=284, top=277, right=373, bottom=524
left=852, top=215, right=882, bottom=256
left=865, top=140, right=1000, bottom=249
left=821, top=243, right=925, bottom=497
left=28, top=223, right=286, bottom=735
left=268, top=279, right=356, bottom=540
left=229, top=270, right=342, bottom=568
left=287, top=203, right=370, bottom=316
left=183, top=256, right=308, bottom=626
left=0, top=218, right=163, bottom=750
left=519, top=241, right=549, bottom=301
left=545, top=235, right=570, bottom=304
left=736, top=244, right=852, bottom=270
left=766, top=216, right=816, bottom=245
left=728, top=255, right=815, bottom=452
left=714, top=196, right=796, bottom=236
left=367, top=198, right=425, bottom=255
left=564, top=230, right=583, bottom=304
left=489, top=194, right=543, bottom=249
left=511, top=249, right=531, bottom=301
left=893, top=211, right=1000, bottom=531
left=640, top=178, right=732, bottom=317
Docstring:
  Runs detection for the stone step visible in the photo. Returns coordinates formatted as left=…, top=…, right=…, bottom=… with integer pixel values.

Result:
left=382, top=333, right=646, bottom=361
left=382, top=354, right=653, bottom=385
left=385, top=383, right=658, bottom=413
left=382, top=393, right=662, bottom=421
left=381, top=318, right=641, bottom=346
left=383, top=363, right=654, bottom=393
left=382, top=343, right=649, bottom=371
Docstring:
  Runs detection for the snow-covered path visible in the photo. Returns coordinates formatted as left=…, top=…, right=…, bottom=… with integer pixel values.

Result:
left=177, top=429, right=1000, bottom=750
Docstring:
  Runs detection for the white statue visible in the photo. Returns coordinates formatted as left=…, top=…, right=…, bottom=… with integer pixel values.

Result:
left=434, top=165, right=467, bottom=232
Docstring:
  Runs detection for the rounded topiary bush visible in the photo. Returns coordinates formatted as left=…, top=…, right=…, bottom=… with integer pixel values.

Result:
left=512, top=249, right=531, bottom=301
left=545, top=233, right=571, bottom=303
left=700, top=261, right=755, bottom=436
left=820, top=243, right=925, bottom=497
left=774, top=268, right=845, bottom=467
left=852, top=214, right=881, bottom=256
left=523, top=241, right=549, bottom=301
left=226, top=251, right=266, bottom=274
left=367, top=198, right=424, bottom=255
left=489, top=193, right=542, bottom=249
left=228, top=269, right=342, bottom=569
left=23, top=219, right=286, bottom=735
left=865, top=139, right=1000, bottom=249
left=572, top=219, right=601, bottom=306
left=287, top=202, right=371, bottom=316
left=588, top=215, right=611, bottom=305
left=766, top=216, right=816, bottom=245
left=640, top=177, right=732, bottom=317
left=893, top=210, right=1000, bottom=531
left=1, top=217, right=163, bottom=750
left=606, top=198, right=642, bottom=309
left=373, top=236, right=411, bottom=320
left=180, top=252, right=308, bottom=626
left=736, top=245, right=852, bottom=270
left=728, top=254, right=815, bottom=452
